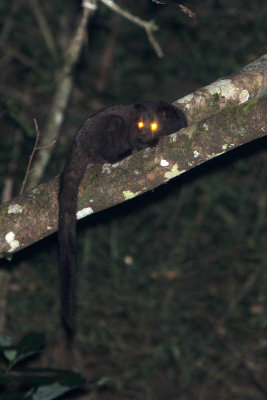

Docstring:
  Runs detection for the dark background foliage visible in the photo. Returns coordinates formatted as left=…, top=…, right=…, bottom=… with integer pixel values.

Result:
left=0, top=0, right=267, bottom=399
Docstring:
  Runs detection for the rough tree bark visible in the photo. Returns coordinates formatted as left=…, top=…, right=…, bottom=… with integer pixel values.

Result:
left=0, top=55, right=266, bottom=258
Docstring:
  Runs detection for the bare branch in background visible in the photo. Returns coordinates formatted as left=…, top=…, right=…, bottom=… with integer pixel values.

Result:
left=100, top=0, right=164, bottom=58
left=0, top=43, right=40, bottom=70
left=29, top=0, right=58, bottom=58
left=26, top=1, right=97, bottom=190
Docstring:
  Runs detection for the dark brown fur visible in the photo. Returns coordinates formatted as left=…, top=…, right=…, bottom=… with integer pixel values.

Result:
left=59, top=101, right=186, bottom=329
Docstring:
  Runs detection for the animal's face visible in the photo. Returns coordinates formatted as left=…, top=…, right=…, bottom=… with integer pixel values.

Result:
left=131, top=101, right=186, bottom=146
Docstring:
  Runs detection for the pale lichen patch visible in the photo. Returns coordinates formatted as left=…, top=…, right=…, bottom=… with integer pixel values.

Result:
left=111, top=159, right=126, bottom=168
left=160, top=160, right=169, bottom=167
left=8, top=204, right=23, bottom=214
left=207, top=151, right=226, bottom=160
left=169, top=132, right=178, bottom=143
left=142, top=149, right=151, bottom=158
left=76, top=207, right=94, bottom=220
left=5, top=232, right=20, bottom=253
left=195, top=96, right=202, bottom=106
left=239, top=90, right=249, bottom=103
left=164, top=164, right=186, bottom=180
left=30, top=188, right=40, bottom=196
left=123, top=190, right=141, bottom=200
left=193, top=150, right=200, bottom=158
left=206, top=79, right=236, bottom=99
left=102, top=164, right=112, bottom=174
left=222, top=144, right=228, bottom=150
left=177, top=93, right=194, bottom=104
left=203, top=122, right=209, bottom=131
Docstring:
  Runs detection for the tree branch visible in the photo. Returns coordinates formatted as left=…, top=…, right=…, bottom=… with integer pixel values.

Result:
left=0, top=55, right=266, bottom=257
left=175, top=54, right=267, bottom=124
left=25, top=1, right=96, bottom=190
left=100, top=0, right=163, bottom=58
left=29, top=0, right=58, bottom=58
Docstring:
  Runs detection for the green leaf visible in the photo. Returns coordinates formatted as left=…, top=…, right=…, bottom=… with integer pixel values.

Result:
left=15, top=333, right=45, bottom=363
left=26, top=383, right=71, bottom=400
left=52, top=369, right=86, bottom=387
left=12, top=368, right=86, bottom=388
left=0, top=333, right=45, bottom=366
left=97, top=376, right=115, bottom=389
left=0, top=333, right=17, bottom=362
left=3, top=349, right=17, bottom=362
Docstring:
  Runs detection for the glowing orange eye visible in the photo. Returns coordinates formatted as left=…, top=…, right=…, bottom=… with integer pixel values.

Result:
left=138, top=121, right=144, bottom=129
left=150, top=122, right=158, bottom=131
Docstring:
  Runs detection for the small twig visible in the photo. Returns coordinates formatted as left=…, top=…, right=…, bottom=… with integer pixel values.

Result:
left=20, top=119, right=55, bottom=195
left=29, top=0, right=58, bottom=58
left=35, top=142, right=56, bottom=150
left=66, top=1, right=97, bottom=66
left=178, top=4, right=197, bottom=25
left=0, top=43, right=39, bottom=69
left=145, top=25, right=163, bottom=58
left=100, top=0, right=164, bottom=58
left=152, top=1, right=197, bottom=25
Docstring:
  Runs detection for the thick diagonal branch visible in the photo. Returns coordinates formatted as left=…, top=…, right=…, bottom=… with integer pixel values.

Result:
left=0, top=92, right=266, bottom=257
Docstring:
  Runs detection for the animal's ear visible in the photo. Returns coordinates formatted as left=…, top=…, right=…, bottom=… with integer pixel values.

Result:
left=157, top=104, right=173, bottom=119
left=134, top=103, right=145, bottom=113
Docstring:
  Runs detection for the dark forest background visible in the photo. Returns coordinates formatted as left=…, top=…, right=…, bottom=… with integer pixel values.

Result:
left=0, top=0, right=266, bottom=399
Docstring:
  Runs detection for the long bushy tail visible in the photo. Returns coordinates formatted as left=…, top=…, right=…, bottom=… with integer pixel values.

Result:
left=58, top=142, right=88, bottom=330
